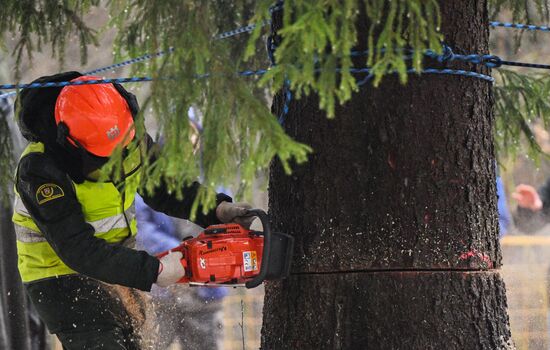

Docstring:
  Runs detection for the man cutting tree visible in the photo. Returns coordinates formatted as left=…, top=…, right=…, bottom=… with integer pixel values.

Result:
left=11, top=71, right=252, bottom=349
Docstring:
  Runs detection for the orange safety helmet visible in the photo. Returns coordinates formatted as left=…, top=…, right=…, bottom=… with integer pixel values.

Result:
left=54, top=76, right=136, bottom=157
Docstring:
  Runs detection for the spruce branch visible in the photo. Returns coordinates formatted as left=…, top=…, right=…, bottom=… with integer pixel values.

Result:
left=248, top=0, right=442, bottom=117
left=488, top=0, right=550, bottom=50
left=489, top=0, right=550, bottom=22
left=0, top=0, right=99, bottom=76
left=6, top=1, right=529, bottom=212
left=494, top=69, right=550, bottom=160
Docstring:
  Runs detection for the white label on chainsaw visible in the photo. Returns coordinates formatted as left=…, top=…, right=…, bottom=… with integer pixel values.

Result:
left=243, top=251, right=258, bottom=272
left=200, top=257, right=206, bottom=269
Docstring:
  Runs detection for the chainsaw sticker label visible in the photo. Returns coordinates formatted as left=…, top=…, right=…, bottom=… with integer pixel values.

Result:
left=200, top=246, right=227, bottom=255
left=243, top=251, right=258, bottom=272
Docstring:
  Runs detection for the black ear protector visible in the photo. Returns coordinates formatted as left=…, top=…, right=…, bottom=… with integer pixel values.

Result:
left=113, top=83, right=139, bottom=120
left=56, top=121, right=110, bottom=173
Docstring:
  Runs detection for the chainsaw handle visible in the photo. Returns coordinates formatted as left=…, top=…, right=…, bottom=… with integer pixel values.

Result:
left=245, top=209, right=271, bottom=288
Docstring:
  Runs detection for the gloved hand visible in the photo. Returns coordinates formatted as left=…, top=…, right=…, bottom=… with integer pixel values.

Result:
left=156, top=251, right=186, bottom=287
left=216, top=201, right=255, bottom=228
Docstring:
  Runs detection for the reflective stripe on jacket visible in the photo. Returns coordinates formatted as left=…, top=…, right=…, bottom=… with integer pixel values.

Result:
left=12, top=142, right=141, bottom=283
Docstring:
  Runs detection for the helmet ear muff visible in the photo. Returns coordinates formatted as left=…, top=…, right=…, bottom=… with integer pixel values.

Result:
left=56, top=122, right=71, bottom=147
left=56, top=121, right=84, bottom=153
left=113, top=83, right=139, bottom=120
left=56, top=120, right=110, bottom=174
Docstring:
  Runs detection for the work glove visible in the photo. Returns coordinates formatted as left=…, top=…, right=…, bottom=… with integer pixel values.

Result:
left=216, top=201, right=255, bottom=229
left=512, top=184, right=543, bottom=211
left=156, top=251, right=186, bottom=287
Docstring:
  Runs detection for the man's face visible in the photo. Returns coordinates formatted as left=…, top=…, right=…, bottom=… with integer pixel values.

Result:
left=82, top=152, right=111, bottom=180
left=83, top=140, right=140, bottom=181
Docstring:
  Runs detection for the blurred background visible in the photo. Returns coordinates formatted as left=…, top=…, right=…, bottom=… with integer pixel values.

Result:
left=4, top=4, right=550, bottom=350
left=491, top=8, right=550, bottom=350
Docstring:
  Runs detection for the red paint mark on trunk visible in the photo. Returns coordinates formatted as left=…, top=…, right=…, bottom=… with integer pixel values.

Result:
left=458, top=249, right=493, bottom=269
left=387, top=153, right=396, bottom=170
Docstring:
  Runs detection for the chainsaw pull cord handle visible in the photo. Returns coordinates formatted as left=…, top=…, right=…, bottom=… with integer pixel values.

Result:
left=245, top=209, right=271, bottom=288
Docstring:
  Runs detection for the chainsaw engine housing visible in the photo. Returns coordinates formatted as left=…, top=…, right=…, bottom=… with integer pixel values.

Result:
left=162, top=209, right=294, bottom=288
left=184, top=224, right=265, bottom=284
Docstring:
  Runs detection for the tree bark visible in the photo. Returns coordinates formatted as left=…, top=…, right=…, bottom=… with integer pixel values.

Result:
left=262, top=1, right=514, bottom=349
left=0, top=201, right=32, bottom=350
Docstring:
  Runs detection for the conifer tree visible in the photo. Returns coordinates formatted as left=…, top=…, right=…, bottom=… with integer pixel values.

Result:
left=1, top=0, right=549, bottom=348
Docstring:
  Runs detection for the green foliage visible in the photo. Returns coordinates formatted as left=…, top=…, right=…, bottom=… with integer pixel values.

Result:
left=105, top=0, right=311, bottom=212
left=0, top=0, right=100, bottom=77
left=494, top=69, right=550, bottom=160
left=489, top=0, right=550, bottom=51
left=248, top=0, right=442, bottom=117
left=488, top=1, right=550, bottom=162
left=489, top=0, right=550, bottom=22
left=1, top=0, right=547, bottom=210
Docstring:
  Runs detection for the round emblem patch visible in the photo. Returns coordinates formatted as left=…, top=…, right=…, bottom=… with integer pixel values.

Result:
left=35, top=183, right=65, bottom=205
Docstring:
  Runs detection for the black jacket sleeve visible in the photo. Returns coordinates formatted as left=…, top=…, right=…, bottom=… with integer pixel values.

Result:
left=16, top=153, right=159, bottom=291
left=138, top=135, right=232, bottom=228
left=514, top=177, right=550, bottom=233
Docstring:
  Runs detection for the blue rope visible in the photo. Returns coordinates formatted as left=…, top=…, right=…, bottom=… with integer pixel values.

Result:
left=270, top=1, right=284, bottom=13
left=215, top=21, right=270, bottom=40
left=0, top=77, right=153, bottom=90
left=490, top=21, right=550, bottom=32
left=425, top=44, right=550, bottom=70
left=0, top=44, right=503, bottom=93
left=424, top=45, right=502, bottom=68
left=86, top=48, right=175, bottom=75
left=266, top=14, right=292, bottom=126
left=353, top=67, right=494, bottom=85
left=264, top=3, right=550, bottom=34
left=194, top=68, right=270, bottom=80
left=0, top=49, right=174, bottom=99
left=278, top=80, right=292, bottom=124
left=352, top=44, right=550, bottom=71
left=0, top=16, right=272, bottom=99
left=417, top=68, right=494, bottom=82
left=350, top=46, right=501, bottom=68
left=0, top=68, right=277, bottom=90
left=495, top=60, right=550, bottom=70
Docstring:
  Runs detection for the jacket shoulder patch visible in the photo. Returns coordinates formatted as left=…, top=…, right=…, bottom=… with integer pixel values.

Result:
left=35, top=183, right=65, bottom=205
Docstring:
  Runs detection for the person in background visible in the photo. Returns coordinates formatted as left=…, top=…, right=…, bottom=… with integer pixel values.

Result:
left=511, top=179, right=550, bottom=233
left=135, top=194, right=226, bottom=350
left=497, top=176, right=512, bottom=237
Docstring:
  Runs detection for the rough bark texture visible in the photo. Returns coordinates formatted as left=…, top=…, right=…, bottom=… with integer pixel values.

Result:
left=0, top=202, right=31, bottom=350
left=262, top=272, right=512, bottom=350
left=262, top=1, right=514, bottom=349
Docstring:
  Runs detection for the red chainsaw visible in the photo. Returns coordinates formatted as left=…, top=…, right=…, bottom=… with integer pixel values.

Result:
left=157, top=209, right=294, bottom=288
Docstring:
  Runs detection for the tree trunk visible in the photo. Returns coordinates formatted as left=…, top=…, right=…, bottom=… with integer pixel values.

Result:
left=262, top=1, right=514, bottom=349
left=0, top=201, right=32, bottom=350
